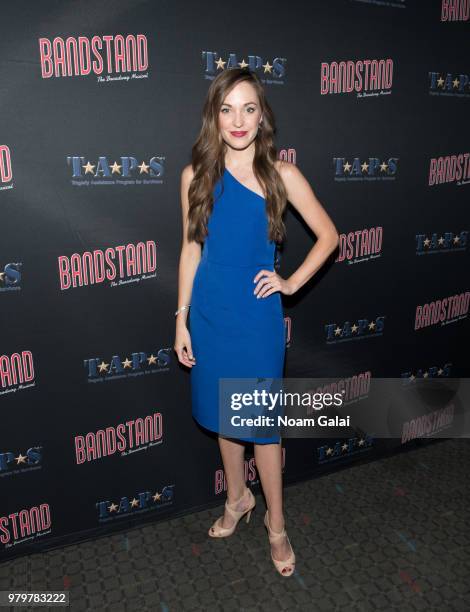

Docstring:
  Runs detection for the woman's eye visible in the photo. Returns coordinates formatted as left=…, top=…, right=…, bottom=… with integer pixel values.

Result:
left=221, top=107, right=256, bottom=113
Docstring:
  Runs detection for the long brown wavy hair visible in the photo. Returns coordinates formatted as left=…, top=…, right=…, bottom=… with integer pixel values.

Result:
left=187, top=67, right=287, bottom=244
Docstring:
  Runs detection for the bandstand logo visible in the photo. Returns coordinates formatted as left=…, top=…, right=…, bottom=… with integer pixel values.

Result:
left=38, top=34, right=149, bottom=82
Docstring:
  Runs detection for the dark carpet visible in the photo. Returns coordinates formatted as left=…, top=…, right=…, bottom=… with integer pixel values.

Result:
left=1, top=439, right=469, bottom=611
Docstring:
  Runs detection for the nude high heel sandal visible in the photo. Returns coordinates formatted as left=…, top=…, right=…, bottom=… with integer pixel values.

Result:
left=208, top=487, right=256, bottom=538
left=264, top=510, right=296, bottom=577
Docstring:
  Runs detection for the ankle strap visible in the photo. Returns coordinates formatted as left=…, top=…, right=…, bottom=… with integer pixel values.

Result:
left=225, top=488, right=252, bottom=515
left=226, top=488, right=250, bottom=508
left=265, top=512, right=286, bottom=539
left=268, top=528, right=286, bottom=541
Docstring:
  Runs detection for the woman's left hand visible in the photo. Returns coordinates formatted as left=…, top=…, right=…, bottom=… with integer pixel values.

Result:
left=253, top=270, right=296, bottom=298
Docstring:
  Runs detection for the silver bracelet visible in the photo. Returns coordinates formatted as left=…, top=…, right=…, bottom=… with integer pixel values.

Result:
left=175, top=304, right=190, bottom=317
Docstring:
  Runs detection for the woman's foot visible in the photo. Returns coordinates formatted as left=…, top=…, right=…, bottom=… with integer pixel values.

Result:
left=264, top=510, right=296, bottom=577
left=266, top=515, right=293, bottom=562
left=220, top=487, right=253, bottom=529
left=208, top=487, right=256, bottom=538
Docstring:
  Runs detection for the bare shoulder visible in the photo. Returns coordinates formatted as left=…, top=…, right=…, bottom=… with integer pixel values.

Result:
left=181, top=163, right=195, bottom=187
left=274, top=159, right=304, bottom=189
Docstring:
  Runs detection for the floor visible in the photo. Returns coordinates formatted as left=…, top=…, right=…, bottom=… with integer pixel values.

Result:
left=1, top=439, right=469, bottom=611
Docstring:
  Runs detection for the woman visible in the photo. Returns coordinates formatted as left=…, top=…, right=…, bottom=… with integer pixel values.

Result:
left=174, top=67, right=339, bottom=577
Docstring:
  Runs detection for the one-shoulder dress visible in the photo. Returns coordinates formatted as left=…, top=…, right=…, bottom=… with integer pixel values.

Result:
left=189, top=167, right=286, bottom=444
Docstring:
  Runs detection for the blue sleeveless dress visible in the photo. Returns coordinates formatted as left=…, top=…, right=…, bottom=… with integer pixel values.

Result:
left=189, top=168, right=286, bottom=444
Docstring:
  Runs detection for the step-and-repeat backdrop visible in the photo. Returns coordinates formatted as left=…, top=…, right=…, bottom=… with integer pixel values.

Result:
left=1, top=0, right=468, bottom=561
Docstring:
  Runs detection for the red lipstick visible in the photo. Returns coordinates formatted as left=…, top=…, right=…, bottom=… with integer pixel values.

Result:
left=230, top=131, right=248, bottom=137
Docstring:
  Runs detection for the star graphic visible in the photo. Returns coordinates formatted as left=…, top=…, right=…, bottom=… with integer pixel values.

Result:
left=409, top=374, right=416, bottom=382
left=238, top=59, right=249, bottom=69
left=15, top=453, right=27, bottom=464
left=351, top=324, right=358, bottom=333
left=262, top=61, right=273, bottom=73
left=153, top=491, right=162, bottom=502
left=423, top=238, right=431, bottom=247
left=438, top=236, right=444, bottom=245
left=0, top=272, right=4, bottom=282
left=122, top=357, right=132, bottom=368
left=358, top=438, right=365, bottom=446
left=98, top=360, right=109, bottom=373
left=361, top=161, right=369, bottom=172
left=130, top=498, right=139, bottom=508
left=380, top=161, right=388, bottom=172
left=138, top=161, right=150, bottom=174
left=437, top=76, right=444, bottom=87
left=108, top=502, right=118, bottom=512
left=111, top=161, right=122, bottom=174
left=437, top=368, right=443, bottom=376
left=453, top=236, right=460, bottom=244
left=147, top=354, right=158, bottom=365
left=215, top=57, right=226, bottom=70
left=341, top=443, right=348, bottom=451
left=334, top=326, right=342, bottom=336
left=368, top=321, right=376, bottom=331
left=325, top=447, right=333, bottom=456
left=83, top=161, right=95, bottom=174
left=423, top=371, right=429, bottom=378
left=453, top=78, right=460, bottom=88
left=343, top=161, right=352, bottom=173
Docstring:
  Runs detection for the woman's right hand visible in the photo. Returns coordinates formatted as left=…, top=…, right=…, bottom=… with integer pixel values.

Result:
left=174, top=324, right=196, bottom=368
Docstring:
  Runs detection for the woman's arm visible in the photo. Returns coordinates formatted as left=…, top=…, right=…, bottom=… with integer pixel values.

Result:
left=279, top=160, right=339, bottom=294
left=174, top=164, right=201, bottom=367
left=254, top=161, right=340, bottom=298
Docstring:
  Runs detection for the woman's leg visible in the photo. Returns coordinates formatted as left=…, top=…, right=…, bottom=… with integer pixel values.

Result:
left=254, top=441, right=292, bottom=560
left=218, top=436, right=251, bottom=528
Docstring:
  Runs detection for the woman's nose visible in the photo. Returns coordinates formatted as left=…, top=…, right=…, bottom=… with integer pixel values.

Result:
left=233, top=113, right=244, bottom=127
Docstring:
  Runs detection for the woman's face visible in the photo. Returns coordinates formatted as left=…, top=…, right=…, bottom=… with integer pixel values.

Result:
left=218, top=81, right=262, bottom=151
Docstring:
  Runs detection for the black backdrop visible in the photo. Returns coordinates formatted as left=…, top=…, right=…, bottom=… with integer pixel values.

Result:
left=0, top=0, right=469, bottom=561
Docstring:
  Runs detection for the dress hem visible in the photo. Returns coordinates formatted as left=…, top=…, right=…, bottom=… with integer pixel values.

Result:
left=192, top=414, right=281, bottom=445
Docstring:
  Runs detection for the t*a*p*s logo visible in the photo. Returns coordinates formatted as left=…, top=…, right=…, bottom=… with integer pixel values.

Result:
left=325, top=316, right=386, bottom=344
left=416, top=230, right=468, bottom=255
left=333, top=157, right=399, bottom=181
left=96, top=484, right=175, bottom=522
left=202, top=51, right=287, bottom=84
left=84, top=347, right=172, bottom=383
left=66, top=155, right=165, bottom=187
left=401, top=362, right=452, bottom=384
left=0, top=445, right=43, bottom=477
left=316, top=434, right=374, bottom=465
left=429, top=71, right=470, bottom=97
left=0, top=262, right=22, bottom=292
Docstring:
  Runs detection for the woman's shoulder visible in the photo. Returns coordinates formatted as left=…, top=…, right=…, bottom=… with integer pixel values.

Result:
left=274, top=159, right=300, bottom=187
left=181, top=163, right=195, bottom=185
left=274, top=159, right=296, bottom=177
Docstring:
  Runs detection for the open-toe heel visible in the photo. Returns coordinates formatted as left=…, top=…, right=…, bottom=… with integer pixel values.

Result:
left=264, top=510, right=296, bottom=577
left=208, top=487, right=256, bottom=538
